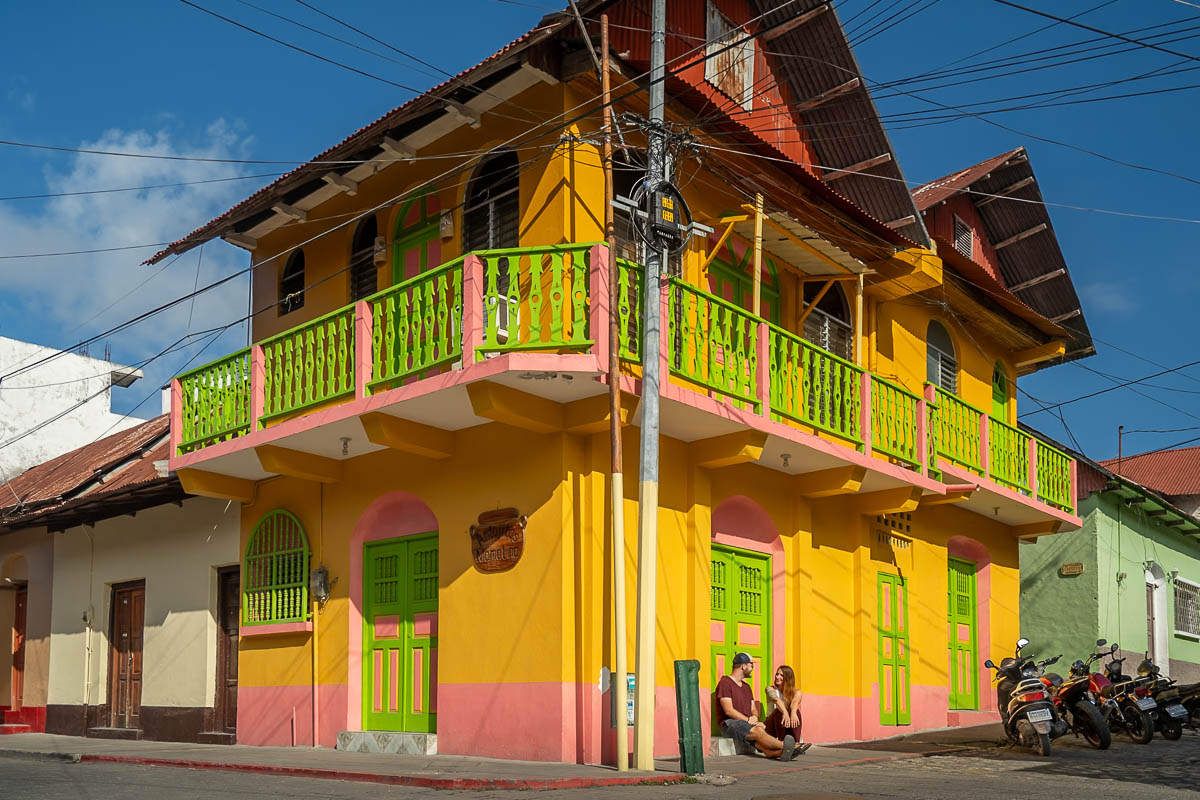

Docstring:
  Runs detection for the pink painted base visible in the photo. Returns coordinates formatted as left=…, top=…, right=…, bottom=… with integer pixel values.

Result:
left=3, top=705, right=45, bottom=732
left=237, top=684, right=347, bottom=748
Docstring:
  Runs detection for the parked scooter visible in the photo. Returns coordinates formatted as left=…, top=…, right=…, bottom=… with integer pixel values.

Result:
left=985, top=638, right=1069, bottom=756
left=1101, top=647, right=1156, bottom=744
left=1069, top=640, right=1154, bottom=744
left=1137, top=657, right=1191, bottom=740
left=1042, top=654, right=1111, bottom=749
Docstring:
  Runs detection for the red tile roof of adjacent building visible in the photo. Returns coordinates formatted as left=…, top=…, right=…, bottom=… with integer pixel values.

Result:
left=0, top=416, right=177, bottom=530
left=1100, top=446, right=1200, bottom=497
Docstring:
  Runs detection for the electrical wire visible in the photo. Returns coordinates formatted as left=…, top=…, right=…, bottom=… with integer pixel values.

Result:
left=0, top=172, right=284, bottom=202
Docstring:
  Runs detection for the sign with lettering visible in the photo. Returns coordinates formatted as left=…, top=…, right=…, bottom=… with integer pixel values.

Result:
left=1060, top=562, right=1085, bottom=576
left=470, top=508, right=526, bottom=572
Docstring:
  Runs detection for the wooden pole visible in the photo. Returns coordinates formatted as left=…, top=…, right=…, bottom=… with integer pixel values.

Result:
left=855, top=273, right=864, bottom=368
left=601, top=14, right=629, bottom=771
left=752, top=193, right=763, bottom=317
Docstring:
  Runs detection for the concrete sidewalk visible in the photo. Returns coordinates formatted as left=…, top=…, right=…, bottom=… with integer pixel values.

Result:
left=0, top=731, right=957, bottom=790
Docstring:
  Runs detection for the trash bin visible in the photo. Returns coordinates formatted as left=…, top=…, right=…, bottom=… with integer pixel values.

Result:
left=674, top=658, right=704, bottom=775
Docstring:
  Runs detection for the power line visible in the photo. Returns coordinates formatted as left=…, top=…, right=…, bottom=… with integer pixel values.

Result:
left=992, top=0, right=1200, bottom=63
left=0, top=172, right=284, bottom=202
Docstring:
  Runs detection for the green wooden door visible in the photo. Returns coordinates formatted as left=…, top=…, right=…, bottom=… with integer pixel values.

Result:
left=391, top=194, right=441, bottom=284
left=877, top=572, right=911, bottom=725
left=710, top=545, right=771, bottom=710
left=364, top=534, right=439, bottom=732
left=948, top=558, right=979, bottom=710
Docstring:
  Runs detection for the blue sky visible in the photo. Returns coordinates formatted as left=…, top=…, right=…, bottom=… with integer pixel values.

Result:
left=0, top=0, right=1196, bottom=461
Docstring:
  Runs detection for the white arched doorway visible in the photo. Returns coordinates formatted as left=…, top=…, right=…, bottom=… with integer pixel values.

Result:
left=1145, top=562, right=1170, bottom=674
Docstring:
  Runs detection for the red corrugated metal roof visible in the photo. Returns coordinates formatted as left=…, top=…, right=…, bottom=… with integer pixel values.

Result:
left=0, top=416, right=170, bottom=521
left=911, top=148, right=1023, bottom=211
left=1100, top=446, right=1200, bottom=497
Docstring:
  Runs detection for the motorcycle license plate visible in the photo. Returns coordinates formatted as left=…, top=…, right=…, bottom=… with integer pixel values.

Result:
left=1136, top=696, right=1157, bottom=711
left=1166, top=704, right=1188, bottom=719
left=1026, top=708, right=1053, bottom=723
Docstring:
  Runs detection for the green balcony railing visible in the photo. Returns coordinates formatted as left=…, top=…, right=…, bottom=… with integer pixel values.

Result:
left=668, top=278, right=759, bottom=407
left=616, top=257, right=644, bottom=364
left=370, top=257, right=463, bottom=391
left=261, top=304, right=356, bottom=422
left=1036, top=439, right=1074, bottom=513
left=769, top=323, right=862, bottom=443
left=989, top=417, right=1032, bottom=493
left=929, top=387, right=984, bottom=475
left=177, top=348, right=252, bottom=454
left=871, top=376, right=919, bottom=466
left=476, top=243, right=594, bottom=356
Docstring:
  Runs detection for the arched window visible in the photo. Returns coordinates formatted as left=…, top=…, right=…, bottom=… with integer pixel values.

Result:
left=279, top=250, right=305, bottom=315
left=991, top=362, right=1009, bottom=421
left=611, top=148, right=646, bottom=263
left=802, top=282, right=852, bottom=360
left=349, top=214, right=379, bottom=302
left=243, top=510, right=310, bottom=626
left=927, top=320, right=958, bottom=394
left=463, top=150, right=520, bottom=253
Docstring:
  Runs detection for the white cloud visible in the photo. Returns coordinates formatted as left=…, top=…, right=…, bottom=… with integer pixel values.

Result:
left=0, top=121, right=262, bottom=414
left=1079, top=281, right=1135, bottom=314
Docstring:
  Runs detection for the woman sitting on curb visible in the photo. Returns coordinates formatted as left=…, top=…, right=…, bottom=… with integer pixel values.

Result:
left=765, top=665, right=812, bottom=756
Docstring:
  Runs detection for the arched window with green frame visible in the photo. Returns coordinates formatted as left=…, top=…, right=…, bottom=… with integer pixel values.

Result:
left=391, top=192, right=442, bottom=284
left=243, top=509, right=311, bottom=626
left=705, top=233, right=780, bottom=324
left=991, top=362, right=1010, bottom=422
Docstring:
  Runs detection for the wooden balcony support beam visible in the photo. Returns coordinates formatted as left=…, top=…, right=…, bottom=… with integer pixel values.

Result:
left=825, top=152, right=891, bottom=182
left=272, top=203, right=307, bottom=222
left=321, top=173, right=359, bottom=196
left=177, top=468, right=256, bottom=504
left=255, top=445, right=343, bottom=483
left=884, top=215, right=916, bottom=230
left=222, top=232, right=257, bottom=250
left=855, top=486, right=923, bottom=516
left=974, top=176, right=1035, bottom=207
left=360, top=412, right=455, bottom=460
left=1146, top=509, right=1169, bottom=517
left=690, top=431, right=768, bottom=469
left=1014, top=520, right=1065, bottom=541
left=796, top=279, right=835, bottom=328
left=763, top=1, right=830, bottom=40
left=920, top=487, right=976, bottom=506
left=743, top=205, right=856, bottom=276
left=380, top=136, right=416, bottom=160
left=1051, top=308, right=1082, bottom=324
left=466, top=381, right=563, bottom=433
left=994, top=223, right=1048, bottom=251
left=701, top=215, right=748, bottom=271
left=794, top=466, right=866, bottom=498
left=443, top=100, right=482, bottom=129
left=563, top=392, right=637, bottom=435
left=1165, top=519, right=1188, bottom=527
left=1013, top=340, right=1065, bottom=369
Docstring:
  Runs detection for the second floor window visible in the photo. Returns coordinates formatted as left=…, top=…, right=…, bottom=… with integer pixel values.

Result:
left=992, top=363, right=1009, bottom=421
left=349, top=215, right=379, bottom=302
left=1176, top=579, right=1200, bottom=637
left=927, top=320, right=958, bottom=394
left=463, top=150, right=520, bottom=253
left=279, top=250, right=305, bottom=315
left=802, top=282, right=852, bottom=362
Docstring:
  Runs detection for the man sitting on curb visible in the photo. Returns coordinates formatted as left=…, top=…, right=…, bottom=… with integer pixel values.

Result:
left=715, top=653, right=799, bottom=761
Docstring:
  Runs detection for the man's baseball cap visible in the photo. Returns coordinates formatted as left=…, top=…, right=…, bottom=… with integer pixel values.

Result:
left=732, top=652, right=753, bottom=665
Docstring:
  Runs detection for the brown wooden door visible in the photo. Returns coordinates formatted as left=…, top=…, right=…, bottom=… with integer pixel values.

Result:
left=109, top=582, right=145, bottom=729
left=12, top=588, right=26, bottom=710
left=214, top=567, right=240, bottom=734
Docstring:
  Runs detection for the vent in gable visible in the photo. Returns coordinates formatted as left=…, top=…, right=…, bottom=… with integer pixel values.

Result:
left=953, top=216, right=973, bottom=259
left=706, top=1, right=756, bottom=111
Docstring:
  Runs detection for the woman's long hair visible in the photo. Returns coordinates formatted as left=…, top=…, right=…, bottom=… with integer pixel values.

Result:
left=775, top=665, right=797, bottom=706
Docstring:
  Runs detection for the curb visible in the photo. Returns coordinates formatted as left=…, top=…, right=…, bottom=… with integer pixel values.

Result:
left=70, top=754, right=686, bottom=791
left=727, top=749, right=936, bottom=778
left=0, top=749, right=82, bottom=764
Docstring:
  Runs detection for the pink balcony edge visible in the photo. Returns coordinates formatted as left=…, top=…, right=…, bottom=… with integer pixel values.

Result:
left=938, top=460, right=1081, bottom=529
left=168, top=351, right=603, bottom=472
left=241, top=621, right=313, bottom=637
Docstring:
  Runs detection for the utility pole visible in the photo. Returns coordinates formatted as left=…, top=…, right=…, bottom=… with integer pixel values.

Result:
left=633, top=0, right=666, bottom=772
left=600, top=14, right=629, bottom=772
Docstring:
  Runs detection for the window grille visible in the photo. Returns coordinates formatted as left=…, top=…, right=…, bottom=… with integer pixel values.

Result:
left=803, top=307, right=854, bottom=361
left=243, top=509, right=310, bottom=626
left=349, top=215, right=379, bottom=302
left=279, top=250, right=305, bottom=315
left=927, top=320, right=958, bottom=394
left=1176, top=579, right=1200, bottom=637
left=953, top=216, right=973, bottom=259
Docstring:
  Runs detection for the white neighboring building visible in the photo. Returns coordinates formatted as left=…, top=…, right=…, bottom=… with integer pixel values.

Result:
left=0, top=336, right=144, bottom=476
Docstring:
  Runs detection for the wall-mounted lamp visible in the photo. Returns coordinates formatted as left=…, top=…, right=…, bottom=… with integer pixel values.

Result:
left=310, top=565, right=337, bottom=605
left=1170, top=569, right=1180, bottom=583
left=1116, top=571, right=1128, bottom=584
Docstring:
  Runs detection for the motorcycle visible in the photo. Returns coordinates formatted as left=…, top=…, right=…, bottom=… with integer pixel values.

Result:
left=1136, top=657, right=1192, bottom=740
left=1042, top=652, right=1110, bottom=749
left=1101, top=647, right=1156, bottom=744
left=985, top=638, right=1068, bottom=756
left=1069, top=640, right=1154, bottom=744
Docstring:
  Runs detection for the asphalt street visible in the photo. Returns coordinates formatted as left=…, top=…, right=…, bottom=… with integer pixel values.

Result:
left=2, top=730, right=1197, bottom=799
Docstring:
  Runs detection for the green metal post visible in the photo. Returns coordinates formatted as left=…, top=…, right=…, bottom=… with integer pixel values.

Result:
left=673, top=659, right=704, bottom=776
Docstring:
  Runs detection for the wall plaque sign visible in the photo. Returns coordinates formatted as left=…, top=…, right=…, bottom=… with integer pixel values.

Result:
left=1060, top=562, right=1085, bottom=576
left=470, top=508, right=526, bottom=572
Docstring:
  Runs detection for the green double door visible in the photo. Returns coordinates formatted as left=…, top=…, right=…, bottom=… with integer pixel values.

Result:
left=948, top=558, right=979, bottom=710
left=877, top=572, right=911, bottom=725
left=364, top=534, right=439, bottom=733
left=710, top=545, right=771, bottom=706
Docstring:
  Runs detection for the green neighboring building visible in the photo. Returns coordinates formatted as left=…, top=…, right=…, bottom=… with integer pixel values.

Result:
left=1020, top=437, right=1200, bottom=682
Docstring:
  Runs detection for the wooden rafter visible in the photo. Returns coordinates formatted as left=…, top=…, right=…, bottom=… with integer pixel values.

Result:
left=884, top=215, right=916, bottom=229
left=797, top=279, right=835, bottom=327
left=794, top=78, right=861, bottom=113
left=1009, top=268, right=1064, bottom=292
left=739, top=203, right=856, bottom=276
left=974, top=176, right=1035, bottom=207
left=763, top=2, right=830, bottom=40
left=994, top=223, right=1048, bottom=250
left=322, top=173, right=359, bottom=196
left=380, top=136, right=415, bottom=160
left=272, top=203, right=307, bottom=222
left=825, top=152, right=891, bottom=182
left=1051, top=308, right=1082, bottom=323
